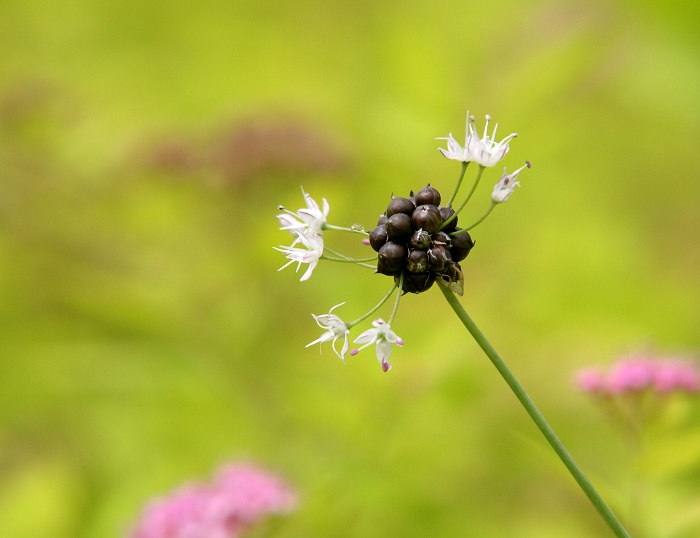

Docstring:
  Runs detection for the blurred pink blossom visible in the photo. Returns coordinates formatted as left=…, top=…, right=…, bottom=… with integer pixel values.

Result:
left=575, top=355, right=699, bottom=397
left=130, top=463, right=296, bottom=538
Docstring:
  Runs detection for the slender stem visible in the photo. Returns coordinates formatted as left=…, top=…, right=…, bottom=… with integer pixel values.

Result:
left=323, top=223, right=369, bottom=235
left=439, top=165, right=485, bottom=231
left=322, top=254, right=378, bottom=264
left=451, top=202, right=497, bottom=234
left=323, top=246, right=376, bottom=269
left=387, top=272, right=404, bottom=323
left=438, top=281, right=630, bottom=538
left=446, top=162, right=469, bottom=207
left=347, top=282, right=398, bottom=328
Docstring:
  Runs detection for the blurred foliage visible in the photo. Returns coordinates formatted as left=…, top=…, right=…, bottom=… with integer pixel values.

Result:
left=1, top=0, right=699, bottom=536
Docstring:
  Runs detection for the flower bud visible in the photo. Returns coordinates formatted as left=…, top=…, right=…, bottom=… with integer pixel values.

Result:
left=378, top=241, right=406, bottom=272
left=412, top=205, right=442, bottom=234
left=369, top=224, right=389, bottom=252
left=439, top=207, right=457, bottom=233
left=386, top=196, right=416, bottom=217
left=386, top=213, right=414, bottom=241
left=409, top=229, right=431, bottom=249
left=415, top=184, right=441, bottom=206
left=399, top=271, right=436, bottom=294
left=450, top=229, right=474, bottom=262
left=406, top=249, right=429, bottom=273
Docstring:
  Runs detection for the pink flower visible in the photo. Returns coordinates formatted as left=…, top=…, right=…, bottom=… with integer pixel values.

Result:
left=130, top=463, right=296, bottom=538
left=575, top=354, right=699, bottom=397
left=607, top=356, right=656, bottom=394
left=653, top=360, right=700, bottom=394
left=574, top=367, right=607, bottom=393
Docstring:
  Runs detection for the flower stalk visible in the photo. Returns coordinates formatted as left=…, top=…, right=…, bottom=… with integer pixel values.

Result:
left=438, top=281, right=630, bottom=538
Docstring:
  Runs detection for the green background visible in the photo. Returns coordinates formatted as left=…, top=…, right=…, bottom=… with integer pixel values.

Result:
left=1, top=0, right=698, bottom=536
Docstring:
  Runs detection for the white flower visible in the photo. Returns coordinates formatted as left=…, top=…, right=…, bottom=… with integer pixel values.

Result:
left=305, top=303, right=350, bottom=361
left=492, top=161, right=530, bottom=203
left=468, top=113, right=518, bottom=167
left=438, top=112, right=517, bottom=167
left=437, top=132, right=469, bottom=161
left=277, top=188, right=329, bottom=245
left=350, top=318, right=404, bottom=372
left=275, top=231, right=324, bottom=281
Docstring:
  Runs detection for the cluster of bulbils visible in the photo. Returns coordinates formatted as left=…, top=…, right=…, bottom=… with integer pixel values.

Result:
left=371, top=185, right=473, bottom=295
left=276, top=112, right=529, bottom=372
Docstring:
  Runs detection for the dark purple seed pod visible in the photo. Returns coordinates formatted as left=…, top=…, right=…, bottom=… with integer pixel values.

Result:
left=450, top=229, right=475, bottom=262
left=386, top=213, right=414, bottom=241
left=377, top=214, right=388, bottom=226
left=432, top=231, right=452, bottom=248
left=399, top=271, right=436, bottom=294
left=386, top=196, right=416, bottom=217
left=406, top=249, right=429, bottom=273
left=412, top=204, right=442, bottom=234
left=376, top=262, right=401, bottom=276
left=409, top=229, right=431, bottom=249
left=369, top=224, right=389, bottom=252
left=378, top=241, right=406, bottom=272
left=428, top=245, right=451, bottom=272
left=439, top=207, right=457, bottom=233
left=415, top=184, right=441, bottom=206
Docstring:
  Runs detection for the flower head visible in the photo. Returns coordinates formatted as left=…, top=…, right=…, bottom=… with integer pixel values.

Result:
left=467, top=113, right=518, bottom=167
left=277, top=188, right=329, bottom=244
left=306, top=303, right=350, bottom=361
left=130, top=463, right=296, bottom=538
left=437, top=112, right=518, bottom=167
left=575, top=354, right=699, bottom=397
left=275, top=231, right=323, bottom=281
left=350, top=318, right=403, bottom=372
left=492, top=161, right=530, bottom=203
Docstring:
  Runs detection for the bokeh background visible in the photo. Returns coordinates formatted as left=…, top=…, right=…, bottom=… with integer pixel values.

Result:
left=1, top=0, right=699, bottom=536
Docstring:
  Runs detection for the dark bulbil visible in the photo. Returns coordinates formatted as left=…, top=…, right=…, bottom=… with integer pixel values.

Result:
left=450, top=229, right=475, bottom=262
left=368, top=183, right=474, bottom=295
left=386, top=212, right=414, bottom=241
left=412, top=205, right=442, bottom=234
left=386, top=196, right=415, bottom=217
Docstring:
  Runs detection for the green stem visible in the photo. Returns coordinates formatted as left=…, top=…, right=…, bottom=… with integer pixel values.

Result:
left=387, top=272, right=404, bottom=324
left=347, top=282, right=398, bottom=328
left=323, top=223, right=369, bottom=235
left=323, top=246, right=376, bottom=269
left=452, top=202, right=497, bottom=234
left=438, top=282, right=630, bottom=538
left=439, top=165, right=485, bottom=231
left=321, top=254, right=378, bottom=264
left=446, top=162, right=469, bottom=207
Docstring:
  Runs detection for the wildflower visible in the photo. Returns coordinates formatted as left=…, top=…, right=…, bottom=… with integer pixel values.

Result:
left=492, top=161, right=531, bottom=203
left=437, top=132, right=469, bottom=161
left=130, top=463, right=296, bottom=538
left=467, top=113, right=518, bottom=167
left=306, top=303, right=350, bottom=361
left=350, top=318, right=404, bottom=372
left=575, top=355, right=700, bottom=396
left=275, top=231, right=323, bottom=281
left=277, top=188, right=329, bottom=244
left=652, top=360, right=699, bottom=393
left=575, top=367, right=607, bottom=393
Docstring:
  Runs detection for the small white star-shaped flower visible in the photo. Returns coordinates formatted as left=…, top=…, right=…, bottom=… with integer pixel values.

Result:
left=275, top=231, right=323, bottom=281
left=492, top=161, right=531, bottom=203
left=277, top=188, right=329, bottom=245
left=350, top=318, right=404, bottom=372
left=438, top=112, right=517, bottom=167
left=306, top=303, right=350, bottom=361
left=467, top=113, right=518, bottom=167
